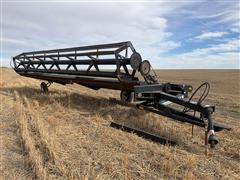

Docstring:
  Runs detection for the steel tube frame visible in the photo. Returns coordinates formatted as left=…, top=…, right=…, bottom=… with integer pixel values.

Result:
left=13, top=41, right=137, bottom=86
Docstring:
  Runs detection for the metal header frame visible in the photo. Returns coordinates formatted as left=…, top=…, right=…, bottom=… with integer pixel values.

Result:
left=13, top=41, right=142, bottom=90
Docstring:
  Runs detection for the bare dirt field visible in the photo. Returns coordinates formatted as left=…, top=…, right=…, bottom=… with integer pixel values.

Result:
left=0, top=68, right=239, bottom=179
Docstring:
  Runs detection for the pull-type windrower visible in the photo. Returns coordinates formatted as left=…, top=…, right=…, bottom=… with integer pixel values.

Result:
left=12, top=41, right=231, bottom=152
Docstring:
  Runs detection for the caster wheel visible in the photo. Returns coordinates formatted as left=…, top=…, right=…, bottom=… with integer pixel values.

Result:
left=120, top=90, right=134, bottom=103
left=40, top=82, right=48, bottom=93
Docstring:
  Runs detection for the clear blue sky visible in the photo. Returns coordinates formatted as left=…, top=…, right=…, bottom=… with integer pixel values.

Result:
left=1, top=0, right=239, bottom=68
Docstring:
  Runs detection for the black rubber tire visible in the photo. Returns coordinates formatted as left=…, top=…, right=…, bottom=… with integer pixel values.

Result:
left=40, top=82, right=48, bottom=93
left=120, top=90, right=134, bottom=103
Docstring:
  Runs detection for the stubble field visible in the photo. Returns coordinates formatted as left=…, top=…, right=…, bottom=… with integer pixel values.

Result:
left=0, top=68, right=239, bottom=179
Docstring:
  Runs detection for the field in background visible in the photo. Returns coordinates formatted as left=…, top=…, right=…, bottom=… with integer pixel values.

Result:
left=0, top=68, right=239, bottom=179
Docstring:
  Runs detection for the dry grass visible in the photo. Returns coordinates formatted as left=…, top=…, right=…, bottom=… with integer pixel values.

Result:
left=0, top=68, right=239, bottom=179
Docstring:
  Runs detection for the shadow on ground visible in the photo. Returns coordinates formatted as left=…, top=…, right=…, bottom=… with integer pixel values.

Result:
left=0, top=86, right=212, bottom=154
